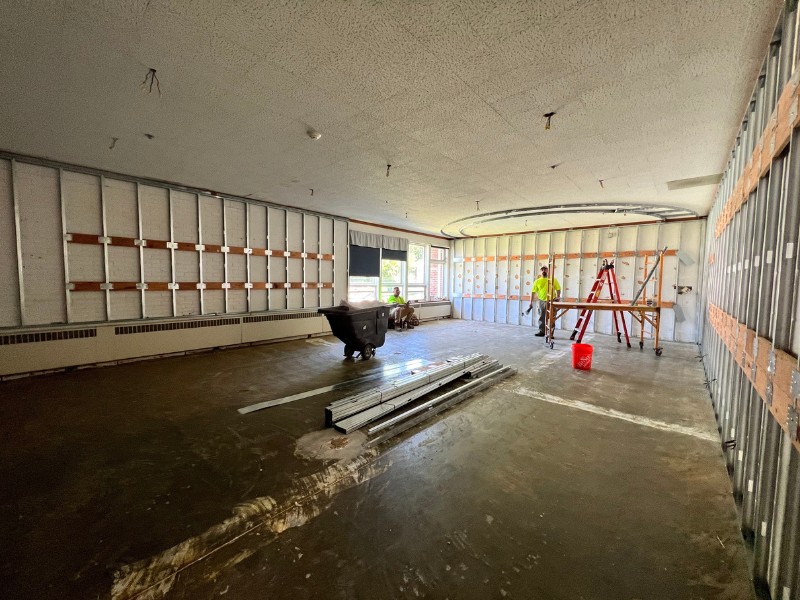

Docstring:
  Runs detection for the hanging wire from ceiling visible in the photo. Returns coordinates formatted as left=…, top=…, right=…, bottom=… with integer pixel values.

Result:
left=543, top=111, right=556, bottom=130
left=141, top=68, right=161, bottom=96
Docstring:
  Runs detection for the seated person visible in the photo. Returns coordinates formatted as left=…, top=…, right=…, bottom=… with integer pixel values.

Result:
left=386, top=286, right=415, bottom=329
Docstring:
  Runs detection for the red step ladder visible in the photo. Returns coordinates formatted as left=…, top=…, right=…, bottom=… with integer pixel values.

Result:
left=569, top=260, right=631, bottom=347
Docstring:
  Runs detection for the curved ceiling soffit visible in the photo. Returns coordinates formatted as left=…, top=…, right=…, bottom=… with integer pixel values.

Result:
left=440, top=203, right=699, bottom=238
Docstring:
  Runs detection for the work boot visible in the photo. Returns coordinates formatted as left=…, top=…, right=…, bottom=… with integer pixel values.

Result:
left=406, top=323, right=414, bottom=329
left=535, top=331, right=545, bottom=337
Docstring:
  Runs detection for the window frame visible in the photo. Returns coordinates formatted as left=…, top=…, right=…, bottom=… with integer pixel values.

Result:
left=348, top=242, right=450, bottom=302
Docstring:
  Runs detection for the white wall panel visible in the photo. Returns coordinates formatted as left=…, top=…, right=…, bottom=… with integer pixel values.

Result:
left=452, top=239, right=464, bottom=319
left=141, top=186, right=170, bottom=239
left=333, top=218, right=348, bottom=305
left=675, top=220, right=704, bottom=342
left=64, top=172, right=104, bottom=322
left=17, top=163, right=64, bottom=325
left=106, top=179, right=141, bottom=320
left=472, top=239, right=485, bottom=321
left=286, top=211, right=303, bottom=310
left=562, top=231, right=582, bottom=332
left=303, top=214, right=320, bottom=308
left=226, top=200, right=247, bottom=315
left=268, top=207, right=287, bottom=310
left=173, top=191, right=200, bottom=317
left=249, top=205, right=268, bottom=312
left=506, top=235, right=521, bottom=325
left=319, top=217, right=334, bottom=307
left=64, top=171, right=102, bottom=234
left=581, top=230, right=600, bottom=332
left=496, top=236, right=509, bottom=324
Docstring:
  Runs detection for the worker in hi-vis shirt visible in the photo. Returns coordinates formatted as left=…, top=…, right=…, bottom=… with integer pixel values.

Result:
left=528, top=265, right=561, bottom=337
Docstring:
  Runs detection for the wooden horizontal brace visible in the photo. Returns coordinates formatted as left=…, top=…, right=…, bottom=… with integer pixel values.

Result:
left=69, top=282, right=101, bottom=291
left=708, top=302, right=800, bottom=452
left=715, top=75, right=800, bottom=237
left=111, top=282, right=140, bottom=291
left=109, top=236, right=137, bottom=248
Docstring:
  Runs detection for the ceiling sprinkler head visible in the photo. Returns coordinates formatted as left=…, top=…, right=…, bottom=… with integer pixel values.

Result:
left=307, top=129, right=322, bottom=140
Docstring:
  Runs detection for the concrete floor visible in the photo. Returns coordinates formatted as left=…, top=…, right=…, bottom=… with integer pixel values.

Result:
left=0, top=319, right=753, bottom=600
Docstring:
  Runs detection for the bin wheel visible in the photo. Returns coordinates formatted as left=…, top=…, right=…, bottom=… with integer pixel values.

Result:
left=361, top=344, right=376, bottom=360
left=344, top=345, right=355, bottom=358
left=655, top=348, right=663, bottom=357
left=617, top=332, right=622, bottom=343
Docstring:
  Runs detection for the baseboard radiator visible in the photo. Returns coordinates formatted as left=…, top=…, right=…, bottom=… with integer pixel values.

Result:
left=0, top=311, right=330, bottom=378
left=0, top=302, right=452, bottom=379
left=412, top=301, right=452, bottom=321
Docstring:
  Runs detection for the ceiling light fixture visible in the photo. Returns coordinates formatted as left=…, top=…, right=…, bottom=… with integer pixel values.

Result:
left=307, top=128, right=321, bottom=140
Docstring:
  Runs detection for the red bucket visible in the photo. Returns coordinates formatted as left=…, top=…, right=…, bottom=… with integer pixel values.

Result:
left=572, top=343, right=593, bottom=371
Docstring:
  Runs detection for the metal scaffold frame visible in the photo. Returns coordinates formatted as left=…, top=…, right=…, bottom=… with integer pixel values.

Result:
left=544, top=249, right=666, bottom=356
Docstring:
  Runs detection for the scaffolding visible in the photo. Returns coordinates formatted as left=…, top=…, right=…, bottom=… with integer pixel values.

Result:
left=544, top=249, right=666, bottom=356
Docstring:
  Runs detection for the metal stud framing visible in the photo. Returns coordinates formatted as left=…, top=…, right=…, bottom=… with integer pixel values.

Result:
left=100, top=175, right=111, bottom=320
left=168, top=189, right=177, bottom=317
left=2, top=153, right=345, bottom=330
left=58, top=169, right=72, bottom=324
left=222, top=199, right=229, bottom=314
left=702, top=8, right=800, bottom=599
left=246, top=203, right=252, bottom=313
left=137, top=183, right=146, bottom=318
left=11, top=160, right=26, bottom=326
left=197, top=193, right=204, bottom=316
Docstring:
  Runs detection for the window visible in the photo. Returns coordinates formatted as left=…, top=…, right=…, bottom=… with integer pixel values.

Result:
left=407, top=243, right=426, bottom=301
left=348, top=241, right=449, bottom=302
left=429, top=246, right=448, bottom=300
left=380, top=257, right=404, bottom=301
left=348, top=276, right=379, bottom=302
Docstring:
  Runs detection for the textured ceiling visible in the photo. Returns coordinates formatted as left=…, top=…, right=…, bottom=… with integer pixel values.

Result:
left=0, top=0, right=782, bottom=236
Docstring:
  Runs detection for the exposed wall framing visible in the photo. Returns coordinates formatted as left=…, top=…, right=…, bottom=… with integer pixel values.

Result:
left=702, top=6, right=800, bottom=598
left=451, top=220, right=704, bottom=343
left=0, top=153, right=348, bottom=329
